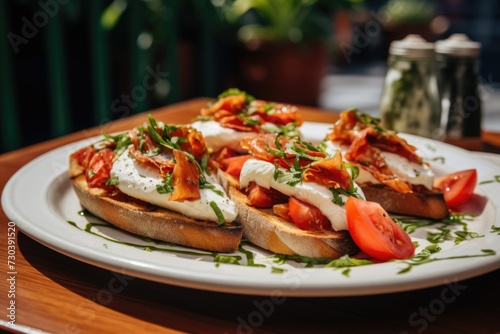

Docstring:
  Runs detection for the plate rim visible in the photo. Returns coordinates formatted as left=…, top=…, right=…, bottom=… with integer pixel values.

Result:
left=2, top=122, right=500, bottom=297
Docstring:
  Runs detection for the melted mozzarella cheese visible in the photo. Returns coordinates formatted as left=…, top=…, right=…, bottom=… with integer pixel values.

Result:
left=239, top=159, right=364, bottom=231
left=111, top=148, right=237, bottom=223
left=191, top=120, right=257, bottom=153
left=323, top=141, right=434, bottom=189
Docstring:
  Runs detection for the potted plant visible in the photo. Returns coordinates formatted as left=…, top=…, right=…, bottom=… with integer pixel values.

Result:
left=378, top=0, right=436, bottom=56
left=221, top=0, right=363, bottom=106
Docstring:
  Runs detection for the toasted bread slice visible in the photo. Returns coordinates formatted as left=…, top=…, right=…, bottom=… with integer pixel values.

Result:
left=70, top=161, right=243, bottom=253
left=361, top=184, right=449, bottom=220
left=217, top=170, right=359, bottom=259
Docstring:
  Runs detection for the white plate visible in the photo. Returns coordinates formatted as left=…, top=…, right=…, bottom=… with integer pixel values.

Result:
left=470, top=151, right=500, bottom=166
left=3, top=122, right=500, bottom=297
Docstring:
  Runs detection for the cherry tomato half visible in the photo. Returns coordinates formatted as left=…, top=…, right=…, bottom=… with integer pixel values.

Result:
left=346, top=197, right=415, bottom=261
left=223, top=154, right=251, bottom=178
left=246, top=183, right=288, bottom=208
left=288, top=197, right=333, bottom=232
left=435, top=169, right=477, bottom=208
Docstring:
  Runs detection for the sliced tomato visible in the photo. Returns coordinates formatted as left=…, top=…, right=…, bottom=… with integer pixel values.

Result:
left=435, top=169, right=477, bottom=208
left=246, top=182, right=288, bottom=208
left=212, top=146, right=239, bottom=162
left=346, top=197, right=415, bottom=261
left=273, top=203, right=291, bottom=222
left=223, top=154, right=251, bottom=177
left=288, top=197, right=333, bottom=232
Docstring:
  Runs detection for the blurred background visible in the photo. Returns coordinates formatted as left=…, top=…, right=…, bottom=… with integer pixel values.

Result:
left=1, top=0, right=499, bottom=153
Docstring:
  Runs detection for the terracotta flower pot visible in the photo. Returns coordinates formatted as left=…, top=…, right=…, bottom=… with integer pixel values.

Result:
left=235, top=41, right=329, bottom=106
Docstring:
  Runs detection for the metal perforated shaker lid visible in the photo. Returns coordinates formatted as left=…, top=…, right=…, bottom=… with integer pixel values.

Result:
left=389, top=34, right=435, bottom=59
left=435, top=33, right=481, bottom=57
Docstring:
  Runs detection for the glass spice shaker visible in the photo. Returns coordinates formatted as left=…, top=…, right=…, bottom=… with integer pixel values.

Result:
left=379, top=35, right=442, bottom=139
left=435, top=34, right=482, bottom=149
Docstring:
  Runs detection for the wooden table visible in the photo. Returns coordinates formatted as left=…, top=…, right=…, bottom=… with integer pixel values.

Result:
left=1, top=98, right=499, bottom=333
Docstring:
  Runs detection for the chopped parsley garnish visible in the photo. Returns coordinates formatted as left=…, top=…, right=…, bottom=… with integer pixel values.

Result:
left=264, top=103, right=276, bottom=113
left=273, top=166, right=302, bottom=186
left=214, top=254, right=242, bottom=264
left=347, top=108, right=385, bottom=134
left=156, top=172, right=174, bottom=194
left=329, top=186, right=363, bottom=205
left=199, top=180, right=224, bottom=197
left=491, top=225, right=500, bottom=235
left=397, top=247, right=495, bottom=274
left=217, top=88, right=255, bottom=103
left=105, top=176, right=119, bottom=186
left=100, top=131, right=132, bottom=156
left=265, top=141, right=286, bottom=158
left=324, top=255, right=373, bottom=269
left=146, top=146, right=162, bottom=157
left=395, top=212, right=481, bottom=245
left=345, top=162, right=359, bottom=180
left=239, top=114, right=261, bottom=126
left=209, top=201, right=225, bottom=225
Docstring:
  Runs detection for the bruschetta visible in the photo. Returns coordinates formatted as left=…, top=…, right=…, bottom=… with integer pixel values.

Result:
left=69, top=115, right=242, bottom=253
left=191, top=88, right=303, bottom=153
left=215, top=132, right=365, bottom=259
left=216, top=132, right=417, bottom=261
left=324, top=109, right=449, bottom=220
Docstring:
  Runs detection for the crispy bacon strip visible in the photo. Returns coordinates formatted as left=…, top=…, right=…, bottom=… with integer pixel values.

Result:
left=328, top=109, right=420, bottom=193
left=127, top=126, right=207, bottom=177
left=249, top=100, right=303, bottom=126
left=302, top=152, right=352, bottom=190
left=219, top=115, right=260, bottom=132
left=71, top=144, right=117, bottom=191
left=242, top=133, right=353, bottom=190
left=201, top=94, right=302, bottom=133
left=201, top=95, right=246, bottom=116
left=348, top=129, right=412, bottom=193
left=241, top=133, right=297, bottom=168
left=168, top=149, right=200, bottom=202
left=128, top=129, right=175, bottom=176
left=86, top=148, right=115, bottom=191
left=329, top=110, right=421, bottom=163
left=169, top=126, right=207, bottom=161
left=71, top=146, right=97, bottom=169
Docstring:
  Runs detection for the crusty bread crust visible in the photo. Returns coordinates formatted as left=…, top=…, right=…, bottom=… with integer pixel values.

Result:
left=70, top=159, right=242, bottom=253
left=217, top=170, right=359, bottom=259
left=361, top=184, right=449, bottom=220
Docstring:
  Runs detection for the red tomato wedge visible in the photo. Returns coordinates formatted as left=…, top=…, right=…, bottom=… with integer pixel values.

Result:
left=273, top=203, right=291, bottom=221
left=246, top=182, right=288, bottom=208
left=346, top=197, right=415, bottom=261
left=223, top=154, right=251, bottom=177
left=434, top=169, right=477, bottom=208
left=288, top=197, right=334, bottom=232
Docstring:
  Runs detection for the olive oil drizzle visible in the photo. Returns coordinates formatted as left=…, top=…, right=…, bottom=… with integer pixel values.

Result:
left=69, top=209, right=498, bottom=276
left=71, top=210, right=265, bottom=268
left=69, top=219, right=217, bottom=258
